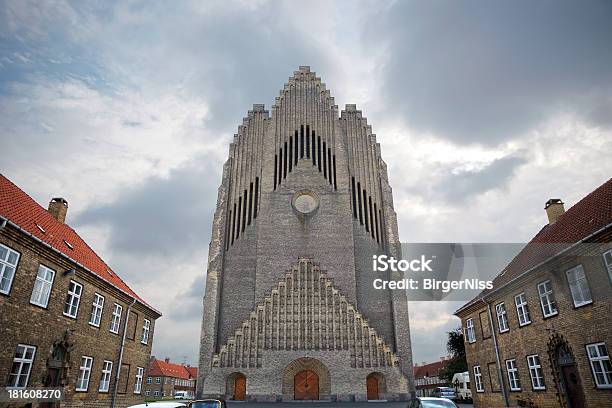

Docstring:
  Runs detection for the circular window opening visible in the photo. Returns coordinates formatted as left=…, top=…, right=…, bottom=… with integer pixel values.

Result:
left=292, top=191, right=319, bottom=215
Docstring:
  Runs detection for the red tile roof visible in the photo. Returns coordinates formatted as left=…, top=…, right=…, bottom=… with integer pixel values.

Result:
left=413, top=360, right=448, bottom=379
left=458, top=178, right=612, bottom=313
left=148, top=359, right=196, bottom=379
left=0, top=174, right=159, bottom=314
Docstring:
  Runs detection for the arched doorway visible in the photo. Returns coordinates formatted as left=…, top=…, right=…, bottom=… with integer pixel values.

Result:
left=548, top=334, right=585, bottom=408
left=294, top=370, right=319, bottom=400
left=366, top=372, right=386, bottom=400
left=226, top=372, right=246, bottom=401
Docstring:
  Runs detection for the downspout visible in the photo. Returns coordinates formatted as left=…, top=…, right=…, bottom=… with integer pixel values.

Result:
left=111, top=297, right=137, bottom=408
left=484, top=299, right=509, bottom=407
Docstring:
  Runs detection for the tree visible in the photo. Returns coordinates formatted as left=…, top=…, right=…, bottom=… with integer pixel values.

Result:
left=439, top=327, right=467, bottom=382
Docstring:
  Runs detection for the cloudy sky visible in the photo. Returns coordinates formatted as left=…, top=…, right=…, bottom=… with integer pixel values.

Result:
left=2, top=0, right=611, bottom=366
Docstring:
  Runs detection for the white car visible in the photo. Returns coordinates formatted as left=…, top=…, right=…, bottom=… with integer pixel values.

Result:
left=127, top=402, right=187, bottom=408
left=407, top=397, right=459, bottom=408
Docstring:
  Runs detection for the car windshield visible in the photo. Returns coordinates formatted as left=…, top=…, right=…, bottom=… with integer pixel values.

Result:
left=421, top=400, right=456, bottom=408
left=190, top=402, right=220, bottom=408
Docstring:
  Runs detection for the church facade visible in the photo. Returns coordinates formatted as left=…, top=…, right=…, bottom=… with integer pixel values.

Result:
left=197, top=66, right=415, bottom=402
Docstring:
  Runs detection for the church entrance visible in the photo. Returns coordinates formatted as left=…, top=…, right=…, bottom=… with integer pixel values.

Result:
left=549, top=334, right=585, bottom=408
left=366, top=374, right=379, bottom=400
left=294, top=370, right=319, bottom=400
left=233, top=374, right=246, bottom=401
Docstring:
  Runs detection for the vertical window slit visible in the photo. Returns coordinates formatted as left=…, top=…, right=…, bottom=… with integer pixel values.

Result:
left=300, top=126, right=304, bottom=158
left=368, top=196, right=374, bottom=238
left=374, top=203, right=380, bottom=244
left=248, top=183, right=253, bottom=225
left=333, top=155, right=337, bottom=190
left=232, top=203, right=237, bottom=243
left=242, top=190, right=247, bottom=232
left=327, top=149, right=332, bottom=185
left=351, top=177, right=358, bottom=219
left=317, top=136, right=322, bottom=172
left=283, top=142, right=288, bottom=178
left=226, top=209, right=232, bottom=250
left=363, top=190, right=369, bottom=232
left=289, top=137, right=293, bottom=172
left=379, top=209, right=385, bottom=247
left=322, top=142, right=327, bottom=178
left=306, top=125, right=310, bottom=158
left=236, top=197, right=242, bottom=238
left=357, top=182, right=363, bottom=224
left=312, top=131, right=316, bottom=165
left=254, top=177, right=259, bottom=219
left=274, top=155, right=278, bottom=190
left=294, top=132, right=298, bottom=165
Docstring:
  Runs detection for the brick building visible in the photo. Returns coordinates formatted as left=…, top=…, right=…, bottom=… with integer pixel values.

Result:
left=413, top=358, right=450, bottom=397
left=144, top=358, right=197, bottom=399
left=0, top=175, right=162, bottom=407
left=455, top=179, right=612, bottom=408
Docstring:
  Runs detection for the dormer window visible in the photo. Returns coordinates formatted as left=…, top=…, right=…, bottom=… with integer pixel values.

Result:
left=64, top=240, right=74, bottom=250
left=35, top=223, right=46, bottom=233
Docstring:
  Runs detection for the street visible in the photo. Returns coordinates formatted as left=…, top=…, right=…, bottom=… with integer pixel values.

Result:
left=224, top=402, right=474, bottom=408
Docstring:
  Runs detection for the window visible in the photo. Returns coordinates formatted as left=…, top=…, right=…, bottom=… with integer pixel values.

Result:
left=514, top=293, right=531, bottom=326
left=506, top=359, right=521, bottom=391
left=496, top=302, right=509, bottom=333
left=147, top=376, right=152, bottom=384
left=527, top=355, right=545, bottom=390
left=141, top=319, right=151, bottom=344
left=465, top=318, right=476, bottom=343
left=30, top=264, right=55, bottom=307
left=0, top=243, right=20, bottom=294
left=76, top=356, right=93, bottom=391
left=63, top=280, right=83, bottom=318
left=566, top=265, right=592, bottom=307
left=110, top=303, right=122, bottom=334
left=156, top=377, right=161, bottom=384
left=586, top=342, right=612, bottom=388
left=99, top=360, right=113, bottom=392
left=8, top=344, right=36, bottom=388
left=537, top=280, right=558, bottom=318
left=134, top=367, right=144, bottom=394
left=145, top=390, right=150, bottom=396
left=154, top=391, right=160, bottom=397
left=89, top=293, right=105, bottom=327
left=473, top=365, right=484, bottom=392
left=603, top=250, right=612, bottom=282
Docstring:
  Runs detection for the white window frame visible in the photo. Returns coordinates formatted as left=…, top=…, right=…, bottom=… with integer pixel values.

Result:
left=0, top=243, right=20, bottom=295
left=514, top=292, right=531, bottom=326
left=30, top=264, right=55, bottom=308
left=89, top=293, right=105, bottom=327
left=8, top=344, right=36, bottom=388
left=76, top=356, right=93, bottom=391
left=63, top=280, right=83, bottom=318
left=154, top=390, right=160, bottom=396
left=141, top=319, right=151, bottom=344
left=496, top=302, right=509, bottom=333
left=99, top=360, right=113, bottom=392
left=527, top=354, right=545, bottom=390
left=147, top=376, right=152, bottom=384
left=603, top=250, right=612, bottom=283
left=566, top=264, right=593, bottom=308
left=465, top=318, right=476, bottom=343
left=134, top=367, right=144, bottom=394
left=145, top=390, right=151, bottom=396
left=506, top=359, right=521, bottom=391
left=537, top=280, right=558, bottom=318
left=473, top=365, right=484, bottom=392
left=110, top=303, right=122, bottom=334
left=586, top=342, right=612, bottom=388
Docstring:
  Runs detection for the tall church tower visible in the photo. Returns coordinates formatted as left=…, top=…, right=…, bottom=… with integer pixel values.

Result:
left=198, top=66, right=415, bottom=401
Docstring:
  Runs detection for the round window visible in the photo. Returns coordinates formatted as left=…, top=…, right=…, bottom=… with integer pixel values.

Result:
left=292, top=191, right=319, bottom=215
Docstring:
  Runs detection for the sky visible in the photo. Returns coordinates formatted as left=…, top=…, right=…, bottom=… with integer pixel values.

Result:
left=1, top=0, right=612, bottom=367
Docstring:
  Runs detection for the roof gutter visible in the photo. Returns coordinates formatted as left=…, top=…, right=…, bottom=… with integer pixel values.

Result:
left=456, top=221, right=612, bottom=315
left=111, top=297, right=137, bottom=408
left=0, top=215, right=161, bottom=316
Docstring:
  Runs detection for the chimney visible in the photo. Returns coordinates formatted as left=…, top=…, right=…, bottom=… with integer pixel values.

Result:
left=545, top=199, right=565, bottom=224
left=48, top=197, right=68, bottom=224
left=165, top=357, right=170, bottom=363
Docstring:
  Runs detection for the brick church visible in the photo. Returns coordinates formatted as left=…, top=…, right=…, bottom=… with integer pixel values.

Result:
left=197, top=66, right=415, bottom=401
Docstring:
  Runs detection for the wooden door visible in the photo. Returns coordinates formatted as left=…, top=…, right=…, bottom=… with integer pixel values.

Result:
left=367, top=375, right=379, bottom=400
left=233, top=375, right=246, bottom=401
left=561, top=365, right=585, bottom=408
left=294, top=370, right=319, bottom=400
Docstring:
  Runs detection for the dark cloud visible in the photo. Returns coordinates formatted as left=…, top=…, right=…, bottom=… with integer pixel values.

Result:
left=75, top=158, right=219, bottom=257
left=368, top=0, right=612, bottom=144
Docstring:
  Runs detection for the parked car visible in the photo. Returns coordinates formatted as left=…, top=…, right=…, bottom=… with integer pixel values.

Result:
left=430, top=386, right=456, bottom=400
left=174, top=390, right=189, bottom=399
left=188, top=399, right=227, bottom=408
left=407, top=397, right=459, bottom=408
left=452, top=371, right=472, bottom=402
left=127, top=402, right=187, bottom=408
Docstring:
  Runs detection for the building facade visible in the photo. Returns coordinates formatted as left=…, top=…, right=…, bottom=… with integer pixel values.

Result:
left=144, top=358, right=197, bottom=399
left=0, top=175, right=161, bottom=408
left=197, top=66, right=415, bottom=401
left=456, top=179, right=612, bottom=408
left=413, top=358, right=450, bottom=397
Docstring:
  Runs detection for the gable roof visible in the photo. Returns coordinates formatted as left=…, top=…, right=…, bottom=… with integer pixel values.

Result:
left=0, top=174, right=160, bottom=315
left=457, top=178, right=612, bottom=314
left=413, top=360, right=448, bottom=379
left=148, top=359, right=196, bottom=380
